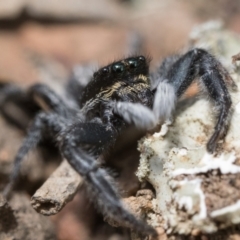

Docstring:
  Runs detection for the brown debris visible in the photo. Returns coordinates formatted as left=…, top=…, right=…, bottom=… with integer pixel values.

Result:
left=31, top=160, right=83, bottom=216
left=201, top=172, right=240, bottom=213
left=0, top=193, right=55, bottom=240
left=232, top=53, right=240, bottom=64
left=123, top=189, right=154, bottom=217
left=0, top=194, right=17, bottom=233
left=106, top=189, right=154, bottom=228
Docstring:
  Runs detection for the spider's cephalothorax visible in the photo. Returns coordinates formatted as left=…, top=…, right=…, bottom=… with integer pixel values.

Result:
left=0, top=48, right=235, bottom=236
left=81, top=56, right=154, bottom=127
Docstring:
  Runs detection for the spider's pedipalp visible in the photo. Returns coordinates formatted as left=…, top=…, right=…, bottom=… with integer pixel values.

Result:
left=111, top=101, right=157, bottom=129
left=153, top=80, right=176, bottom=123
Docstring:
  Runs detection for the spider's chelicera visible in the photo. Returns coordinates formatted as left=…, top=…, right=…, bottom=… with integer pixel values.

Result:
left=0, top=48, right=234, bottom=236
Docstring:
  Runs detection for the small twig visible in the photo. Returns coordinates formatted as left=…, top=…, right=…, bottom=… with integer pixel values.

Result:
left=31, top=160, right=83, bottom=215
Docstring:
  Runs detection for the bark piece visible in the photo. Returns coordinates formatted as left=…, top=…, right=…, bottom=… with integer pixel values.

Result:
left=31, top=160, right=83, bottom=215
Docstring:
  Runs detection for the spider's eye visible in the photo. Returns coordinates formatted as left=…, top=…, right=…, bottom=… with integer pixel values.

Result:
left=138, top=56, right=145, bottom=62
left=128, top=59, right=138, bottom=68
left=102, top=67, right=109, bottom=74
left=112, top=63, right=125, bottom=73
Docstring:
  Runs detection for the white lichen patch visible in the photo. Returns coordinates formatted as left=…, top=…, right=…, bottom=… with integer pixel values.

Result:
left=172, top=153, right=240, bottom=176
left=136, top=22, right=240, bottom=236
left=175, top=179, right=206, bottom=219
left=153, top=119, right=172, bottom=138
left=210, top=200, right=240, bottom=225
left=235, top=101, right=240, bottom=114
left=135, top=138, right=154, bottom=182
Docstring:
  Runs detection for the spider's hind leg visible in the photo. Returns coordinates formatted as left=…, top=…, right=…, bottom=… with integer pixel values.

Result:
left=28, top=83, right=72, bottom=117
left=164, top=48, right=232, bottom=153
left=2, top=83, right=79, bottom=195
left=0, top=84, right=39, bottom=129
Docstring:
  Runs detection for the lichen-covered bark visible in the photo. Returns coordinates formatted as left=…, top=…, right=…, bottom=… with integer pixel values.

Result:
left=131, top=21, right=240, bottom=239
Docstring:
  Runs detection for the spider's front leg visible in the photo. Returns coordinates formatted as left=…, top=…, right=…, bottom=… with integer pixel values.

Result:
left=156, top=48, right=233, bottom=153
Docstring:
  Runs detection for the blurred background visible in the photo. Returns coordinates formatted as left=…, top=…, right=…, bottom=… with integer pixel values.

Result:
left=1, top=0, right=240, bottom=86
left=0, top=0, right=240, bottom=239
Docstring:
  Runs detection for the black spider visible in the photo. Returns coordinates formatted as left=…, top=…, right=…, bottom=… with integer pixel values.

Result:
left=0, top=48, right=234, bottom=236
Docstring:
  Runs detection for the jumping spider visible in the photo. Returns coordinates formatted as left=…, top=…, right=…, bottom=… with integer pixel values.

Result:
left=0, top=48, right=234, bottom=236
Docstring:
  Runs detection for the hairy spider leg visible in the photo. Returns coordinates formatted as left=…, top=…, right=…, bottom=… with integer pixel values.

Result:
left=0, top=84, right=23, bottom=103
left=0, top=83, right=79, bottom=126
left=0, top=84, right=39, bottom=129
left=29, top=84, right=73, bottom=117
left=3, top=83, right=81, bottom=197
left=3, top=112, right=63, bottom=197
left=164, top=48, right=232, bottom=152
left=66, top=63, right=96, bottom=106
